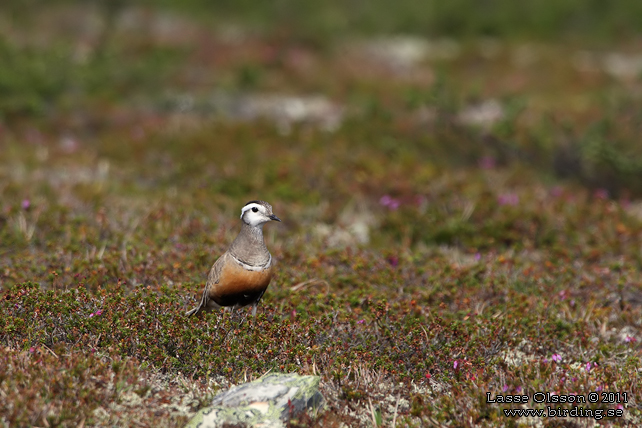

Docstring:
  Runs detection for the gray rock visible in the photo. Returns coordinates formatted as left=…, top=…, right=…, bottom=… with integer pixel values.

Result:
left=185, top=373, right=324, bottom=428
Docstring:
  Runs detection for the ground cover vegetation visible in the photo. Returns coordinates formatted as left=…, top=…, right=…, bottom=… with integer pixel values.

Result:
left=1, top=1, right=642, bottom=426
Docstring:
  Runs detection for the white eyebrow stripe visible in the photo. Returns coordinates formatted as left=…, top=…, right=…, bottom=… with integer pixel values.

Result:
left=240, top=203, right=262, bottom=219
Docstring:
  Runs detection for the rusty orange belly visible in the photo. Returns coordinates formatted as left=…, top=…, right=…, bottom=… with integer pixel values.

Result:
left=211, top=261, right=273, bottom=307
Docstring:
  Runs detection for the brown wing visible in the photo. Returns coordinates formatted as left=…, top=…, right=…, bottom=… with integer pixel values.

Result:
left=207, top=252, right=227, bottom=286
left=185, top=253, right=228, bottom=316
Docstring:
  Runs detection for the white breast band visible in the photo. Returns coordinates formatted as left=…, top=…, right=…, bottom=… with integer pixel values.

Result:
left=231, top=254, right=272, bottom=271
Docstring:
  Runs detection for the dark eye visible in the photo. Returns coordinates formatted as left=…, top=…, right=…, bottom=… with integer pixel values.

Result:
left=252, top=207, right=258, bottom=213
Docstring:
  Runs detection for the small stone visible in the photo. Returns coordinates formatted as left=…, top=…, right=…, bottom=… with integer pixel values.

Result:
left=185, top=373, right=324, bottom=428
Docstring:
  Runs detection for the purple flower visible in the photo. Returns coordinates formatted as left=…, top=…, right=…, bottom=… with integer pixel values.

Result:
left=21, top=199, right=30, bottom=210
left=357, top=319, right=365, bottom=324
left=379, top=195, right=401, bottom=211
left=585, top=362, right=592, bottom=372
left=625, top=335, right=636, bottom=343
left=453, top=360, right=458, bottom=369
left=497, top=193, right=519, bottom=206
left=387, top=256, right=399, bottom=267
left=515, top=386, right=522, bottom=393
left=479, top=156, right=496, bottom=170
left=551, top=354, right=562, bottom=363
left=89, top=309, right=103, bottom=318
left=474, top=253, right=481, bottom=261
left=502, top=384, right=509, bottom=392
left=29, top=347, right=36, bottom=353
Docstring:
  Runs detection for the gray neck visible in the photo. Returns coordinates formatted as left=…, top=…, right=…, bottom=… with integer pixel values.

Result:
left=229, top=222, right=271, bottom=266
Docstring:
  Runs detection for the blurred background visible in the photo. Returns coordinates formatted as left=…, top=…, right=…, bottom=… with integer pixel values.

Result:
left=2, top=0, right=642, bottom=262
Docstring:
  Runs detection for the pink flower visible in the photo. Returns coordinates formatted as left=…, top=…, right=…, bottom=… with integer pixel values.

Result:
left=551, top=354, right=562, bottom=363
left=497, top=193, right=519, bottom=206
left=29, top=347, right=36, bottom=353
left=357, top=319, right=365, bottom=324
left=585, top=362, right=592, bottom=372
left=502, top=385, right=509, bottom=392
left=594, top=189, right=609, bottom=200
left=550, top=186, right=563, bottom=197
left=89, top=309, right=103, bottom=318
left=479, top=156, right=496, bottom=170
left=21, top=199, right=30, bottom=210
left=379, top=195, right=401, bottom=211
left=625, top=335, right=636, bottom=343
left=453, top=360, right=458, bottom=369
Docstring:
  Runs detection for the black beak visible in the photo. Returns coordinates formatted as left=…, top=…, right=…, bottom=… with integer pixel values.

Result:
left=269, top=214, right=281, bottom=222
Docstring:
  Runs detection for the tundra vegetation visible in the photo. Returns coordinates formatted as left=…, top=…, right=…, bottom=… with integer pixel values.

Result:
left=1, top=1, right=642, bottom=426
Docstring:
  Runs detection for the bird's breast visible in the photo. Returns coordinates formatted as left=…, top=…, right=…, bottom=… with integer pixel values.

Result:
left=211, top=260, right=273, bottom=306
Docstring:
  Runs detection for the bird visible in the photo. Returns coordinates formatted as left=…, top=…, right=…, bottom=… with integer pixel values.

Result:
left=186, top=200, right=281, bottom=317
